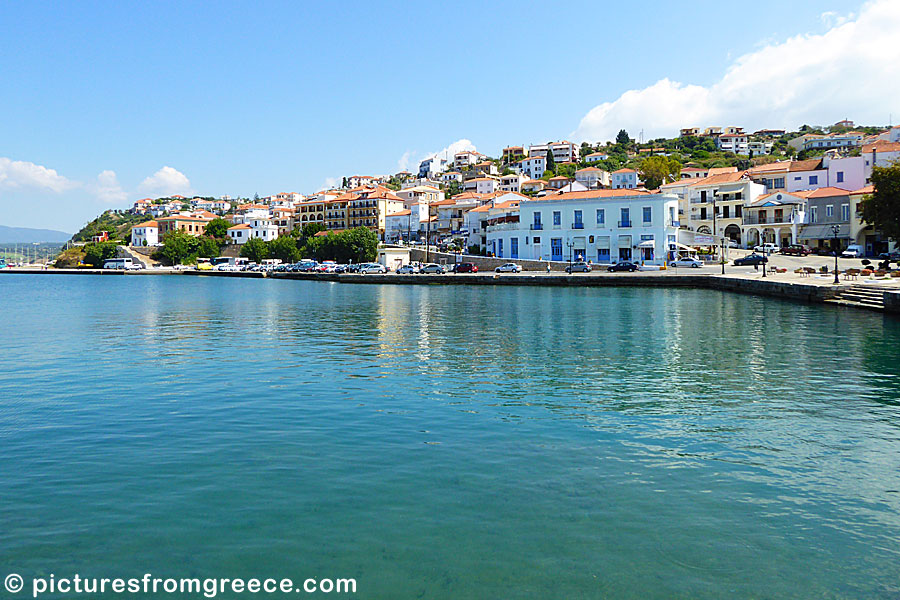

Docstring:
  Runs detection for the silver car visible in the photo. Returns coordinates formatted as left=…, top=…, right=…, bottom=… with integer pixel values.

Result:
left=359, top=263, right=387, bottom=274
left=420, top=263, right=446, bottom=274
left=495, top=263, right=522, bottom=273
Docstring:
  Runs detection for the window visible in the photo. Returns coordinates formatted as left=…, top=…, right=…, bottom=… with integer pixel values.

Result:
left=596, top=209, right=605, bottom=224
left=722, top=205, right=730, bottom=218
left=809, top=175, right=818, bottom=185
left=811, top=206, right=818, bottom=223
left=532, top=236, right=540, bottom=244
left=532, top=212, right=542, bottom=230
left=620, top=208, right=630, bottom=227
left=553, top=211, right=561, bottom=226
left=826, top=205, right=834, bottom=217
left=574, top=210, right=583, bottom=228
left=642, top=206, right=652, bottom=223
left=836, top=171, right=844, bottom=183
left=735, top=205, right=742, bottom=217
left=841, top=204, right=849, bottom=221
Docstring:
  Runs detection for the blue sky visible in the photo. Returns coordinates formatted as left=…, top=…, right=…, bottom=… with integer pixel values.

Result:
left=2, top=0, right=892, bottom=232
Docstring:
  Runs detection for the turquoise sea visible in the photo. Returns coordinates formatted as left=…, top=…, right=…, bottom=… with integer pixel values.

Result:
left=1, top=274, right=900, bottom=599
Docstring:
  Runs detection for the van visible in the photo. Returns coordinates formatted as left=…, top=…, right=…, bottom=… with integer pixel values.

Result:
left=841, top=244, right=864, bottom=258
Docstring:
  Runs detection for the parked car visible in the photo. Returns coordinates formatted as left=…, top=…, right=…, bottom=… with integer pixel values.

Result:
left=495, top=263, right=522, bottom=273
left=397, top=264, right=419, bottom=274
left=670, top=257, right=704, bottom=268
left=841, top=244, right=864, bottom=258
left=420, top=263, right=446, bottom=274
left=753, top=243, right=780, bottom=254
left=607, top=261, right=637, bottom=272
left=878, top=251, right=900, bottom=261
left=358, top=263, right=387, bottom=274
left=565, top=261, right=592, bottom=273
left=733, top=253, right=768, bottom=266
left=780, top=244, right=811, bottom=256
left=454, top=262, right=478, bottom=273
left=727, top=239, right=740, bottom=248
left=345, top=263, right=361, bottom=273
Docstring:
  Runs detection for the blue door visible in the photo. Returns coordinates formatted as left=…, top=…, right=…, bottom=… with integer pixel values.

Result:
left=551, top=238, right=563, bottom=261
left=510, top=237, right=518, bottom=259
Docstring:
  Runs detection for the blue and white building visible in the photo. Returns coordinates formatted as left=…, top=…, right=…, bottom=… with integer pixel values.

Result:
left=484, top=190, right=681, bottom=264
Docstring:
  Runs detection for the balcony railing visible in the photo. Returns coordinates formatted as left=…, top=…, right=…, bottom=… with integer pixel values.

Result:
left=573, top=223, right=584, bottom=229
left=530, top=224, right=543, bottom=230
left=619, top=221, right=632, bottom=228
left=742, top=215, right=798, bottom=225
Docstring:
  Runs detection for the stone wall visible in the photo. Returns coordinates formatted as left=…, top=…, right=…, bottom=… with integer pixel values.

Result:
left=885, top=290, right=900, bottom=314
left=409, top=249, right=571, bottom=272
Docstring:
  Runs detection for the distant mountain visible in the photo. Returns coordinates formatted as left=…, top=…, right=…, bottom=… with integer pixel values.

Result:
left=0, top=225, right=71, bottom=243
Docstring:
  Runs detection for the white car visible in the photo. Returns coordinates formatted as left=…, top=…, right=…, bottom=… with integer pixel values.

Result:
left=841, top=244, right=864, bottom=258
left=396, top=264, right=419, bottom=274
left=495, top=263, right=523, bottom=273
left=753, top=243, right=779, bottom=254
left=358, top=263, right=387, bottom=274
left=670, top=257, right=704, bottom=268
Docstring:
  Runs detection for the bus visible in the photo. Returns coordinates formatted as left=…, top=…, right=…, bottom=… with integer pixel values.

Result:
left=102, top=257, right=140, bottom=270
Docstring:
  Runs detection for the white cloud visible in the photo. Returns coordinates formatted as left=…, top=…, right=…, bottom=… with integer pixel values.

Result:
left=90, top=170, right=128, bottom=204
left=0, top=157, right=79, bottom=193
left=322, top=177, right=339, bottom=190
left=139, top=166, right=192, bottom=197
left=572, top=0, right=900, bottom=142
left=397, top=150, right=413, bottom=172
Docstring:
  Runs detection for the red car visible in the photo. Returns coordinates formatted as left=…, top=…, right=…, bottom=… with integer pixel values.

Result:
left=455, top=262, right=478, bottom=273
left=780, top=244, right=811, bottom=256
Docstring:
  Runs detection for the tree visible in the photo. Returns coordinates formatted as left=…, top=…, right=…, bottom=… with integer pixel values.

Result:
left=860, top=162, right=900, bottom=243
left=300, top=222, right=326, bottom=239
left=342, top=177, right=348, bottom=189
left=82, top=241, right=119, bottom=266
left=157, top=230, right=198, bottom=265
left=240, top=237, right=269, bottom=263
left=268, top=235, right=301, bottom=263
left=204, top=218, right=230, bottom=239
left=196, top=236, right=221, bottom=259
left=616, top=129, right=630, bottom=146
left=639, top=156, right=682, bottom=189
left=545, top=149, right=556, bottom=174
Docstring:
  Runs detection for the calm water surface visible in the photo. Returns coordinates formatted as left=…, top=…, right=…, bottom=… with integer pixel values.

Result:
left=1, top=274, right=900, bottom=599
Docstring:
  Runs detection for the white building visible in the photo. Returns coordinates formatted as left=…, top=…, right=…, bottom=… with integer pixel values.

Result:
left=574, top=167, right=610, bottom=189
left=485, top=189, right=679, bottom=264
left=584, top=151, right=609, bottom=163
left=453, top=151, right=483, bottom=169
left=465, top=176, right=501, bottom=195
left=517, top=155, right=546, bottom=180
left=442, top=171, right=463, bottom=185
left=611, top=168, right=639, bottom=189
left=499, top=172, right=528, bottom=192
left=384, top=209, right=417, bottom=243
left=527, top=141, right=579, bottom=164
left=685, top=171, right=765, bottom=246
left=131, top=220, right=159, bottom=246
left=463, top=192, right=525, bottom=251
left=862, top=140, right=900, bottom=183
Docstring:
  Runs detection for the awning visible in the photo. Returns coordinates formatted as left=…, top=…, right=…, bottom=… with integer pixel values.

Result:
left=638, top=240, right=656, bottom=248
left=799, top=223, right=850, bottom=240
left=670, top=241, right=698, bottom=251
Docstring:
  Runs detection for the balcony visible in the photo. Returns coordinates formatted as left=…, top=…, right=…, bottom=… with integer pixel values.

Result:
left=573, top=223, right=584, bottom=229
left=618, top=221, right=632, bottom=228
left=742, top=215, right=798, bottom=226
left=530, top=224, right=543, bottom=230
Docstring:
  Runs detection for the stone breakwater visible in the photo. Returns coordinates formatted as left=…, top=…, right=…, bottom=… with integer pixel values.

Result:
left=4, top=268, right=899, bottom=315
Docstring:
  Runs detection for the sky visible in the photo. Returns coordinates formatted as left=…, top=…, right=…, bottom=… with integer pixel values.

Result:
left=1, top=0, right=897, bottom=232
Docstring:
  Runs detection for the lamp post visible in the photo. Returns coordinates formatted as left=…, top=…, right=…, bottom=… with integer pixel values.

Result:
left=567, top=241, right=573, bottom=272
left=831, top=224, right=840, bottom=284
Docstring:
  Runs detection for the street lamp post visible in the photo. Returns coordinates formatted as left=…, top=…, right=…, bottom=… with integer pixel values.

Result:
left=831, top=224, right=840, bottom=284
left=567, top=241, right=573, bottom=272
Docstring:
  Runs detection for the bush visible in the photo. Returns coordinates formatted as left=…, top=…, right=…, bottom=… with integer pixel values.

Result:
left=83, top=241, right=119, bottom=266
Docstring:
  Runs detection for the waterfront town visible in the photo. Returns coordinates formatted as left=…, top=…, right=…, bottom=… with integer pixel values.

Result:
left=109, top=121, right=900, bottom=268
